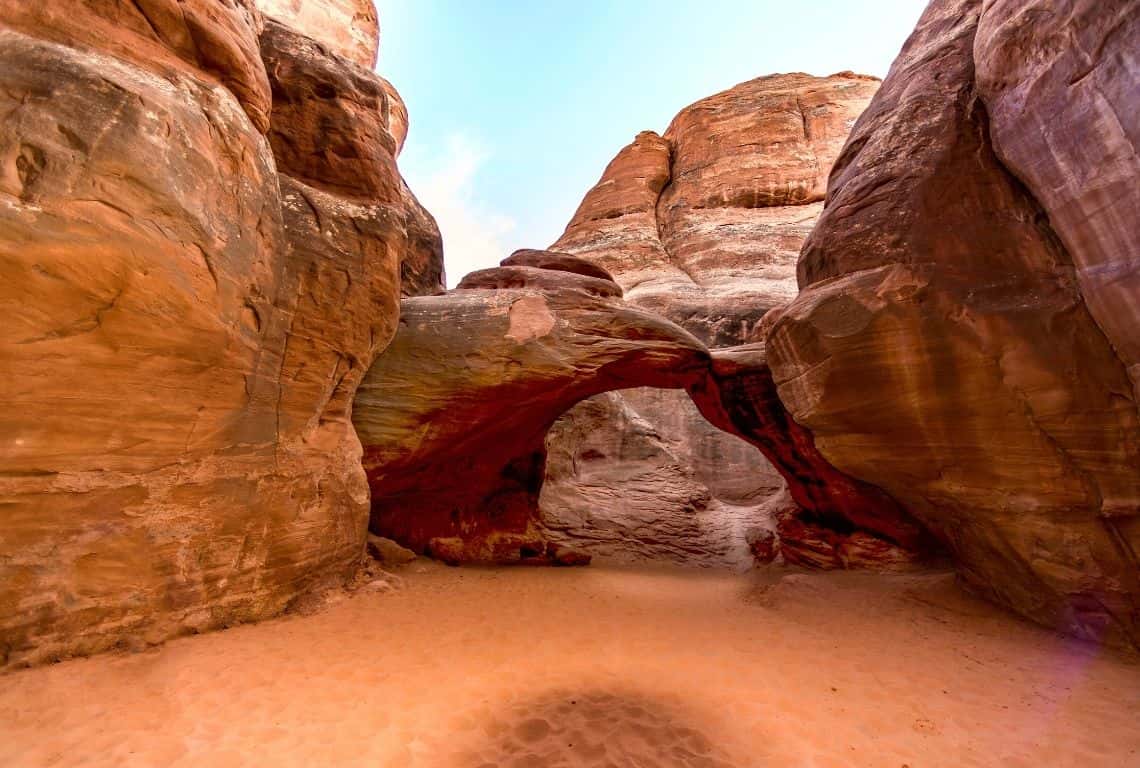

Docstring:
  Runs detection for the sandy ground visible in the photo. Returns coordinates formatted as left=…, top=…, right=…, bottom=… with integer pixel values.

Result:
left=1, top=564, right=1137, bottom=768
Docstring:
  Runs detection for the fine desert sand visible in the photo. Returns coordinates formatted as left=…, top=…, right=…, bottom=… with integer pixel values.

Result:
left=2, top=564, right=1137, bottom=767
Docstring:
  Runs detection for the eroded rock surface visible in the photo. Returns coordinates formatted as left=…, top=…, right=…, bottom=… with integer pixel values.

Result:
left=542, top=73, right=894, bottom=567
left=261, top=19, right=400, bottom=200
left=975, top=0, right=1140, bottom=403
left=541, top=390, right=782, bottom=569
left=0, top=0, right=441, bottom=665
left=256, top=0, right=379, bottom=67
left=552, top=72, right=878, bottom=345
left=0, top=0, right=273, bottom=132
left=768, top=0, right=1140, bottom=647
left=353, top=256, right=710, bottom=563
left=686, top=346, right=929, bottom=570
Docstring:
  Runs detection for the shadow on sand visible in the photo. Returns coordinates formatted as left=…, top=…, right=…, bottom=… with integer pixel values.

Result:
left=449, top=687, right=742, bottom=767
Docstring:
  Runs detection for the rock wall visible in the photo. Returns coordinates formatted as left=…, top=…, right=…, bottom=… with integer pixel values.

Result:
left=552, top=72, right=879, bottom=344
left=768, top=0, right=1140, bottom=647
left=542, top=389, right=783, bottom=569
left=542, top=73, right=902, bottom=567
left=0, top=0, right=442, bottom=666
left=686, top=346, right=931, bottom=570
left=256, top=0, right=379, bottom=67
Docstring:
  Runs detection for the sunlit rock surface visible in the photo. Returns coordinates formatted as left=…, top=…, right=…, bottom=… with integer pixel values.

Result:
left=552, top=72, right=879, bottom=345
left=353, top=255, right=710, bottom=564
left=543, top=73, right=903, bottom=567
left=0, top=0, right=440, bottom=666
left=255, top=0, right=379, bottom=67
left=769, top=0, right=1140, bottom=647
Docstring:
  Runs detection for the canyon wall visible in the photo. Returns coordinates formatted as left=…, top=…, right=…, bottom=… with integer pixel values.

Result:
left=540, top=74, right=923, bottom=567
left=768, top=0, right=1140, bottom=647
left=2, top=0, right=1136, bottom=662
left=0, top=0, right=441, bottom=665
left=256, top=0, right=379, bottom=68
left=551, top=72, right=879, bottom=344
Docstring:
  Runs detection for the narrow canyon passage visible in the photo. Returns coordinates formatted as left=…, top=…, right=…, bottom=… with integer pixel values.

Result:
left=2, top=0, right=1138, bottom=765
left=2, top=565, right=1136, bottom=768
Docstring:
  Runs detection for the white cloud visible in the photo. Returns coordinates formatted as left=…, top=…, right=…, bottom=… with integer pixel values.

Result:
left=409, top=135, right=515, bottom=288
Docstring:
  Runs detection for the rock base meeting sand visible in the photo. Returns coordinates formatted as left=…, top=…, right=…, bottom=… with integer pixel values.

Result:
left=1, top=564, right=1137, bottom=767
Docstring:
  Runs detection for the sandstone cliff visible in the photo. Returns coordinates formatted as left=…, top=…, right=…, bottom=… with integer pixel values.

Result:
left=769, top=0, right=1140, bottom=647
left=256, top=0, right=379, bottom=68
left=552, top=72, right=879, bottom=345
left=0, top=0, right=442, bottom=665
left=541, top=73, right=924, bottom=567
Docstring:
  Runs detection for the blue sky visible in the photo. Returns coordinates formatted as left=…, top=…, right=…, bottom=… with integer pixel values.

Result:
left=376, top=1, right=928, bottom=285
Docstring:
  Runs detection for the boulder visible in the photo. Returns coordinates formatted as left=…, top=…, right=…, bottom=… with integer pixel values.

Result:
left=501, top=249, right=617, bottom=284
left=260, top=18, right=401, bottom=201
left=366, top=535, right=417, bottom=566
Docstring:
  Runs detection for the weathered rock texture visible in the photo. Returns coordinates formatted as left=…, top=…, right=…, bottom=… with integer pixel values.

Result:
left=0, top=0, right=442, bottom=666
left=543, top=73, right=906, bottom=567
left=975, top=0, right=1140, bottom=403
left=0, top=0, right=272, bottom=132
left=255, top=0, right=379, bottom=67
left=552, top=72, right=879, bottom=346
left=261, top=19, right=399, bottom=200
left=541, top=390, right=783, bottom=569
left=768, top=0, right=1140, bottom=647
left=260, top=18, right=442, bottom=299
left=686, top=346, right=930, bottom=570
left=353, top=255, right=711, bottom=564
left=397, top=180, right=446, bottom=296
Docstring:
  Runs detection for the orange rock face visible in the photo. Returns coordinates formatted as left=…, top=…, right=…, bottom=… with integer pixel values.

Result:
left=769, top=0, right=1140, bottom=647
left=261, top=18, right=400, bottom=200
left=352, top=255, right=710, bottom=564
left=255, top=0, right=379, bottom=68
left=0, top=0, right=273, bottom=132
left=975, top=0, right=1140, bottom=402
left=0, top=1, right=441, bottom=665
left=554, top=73, right=878, bottom=346
left=544, top=73, right=911, bottom=567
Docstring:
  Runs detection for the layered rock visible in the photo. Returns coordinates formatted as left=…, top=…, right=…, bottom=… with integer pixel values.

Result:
left=0, top=0, right=441, bottom=665
left=352, top=255, right=710, bottom=564
left=686, top=346, right=929, bottom=570
left=552, top=72, right=879, bottom=345
left=974, top=0, right=1140, bottom=402
left=0, top=0, right=273, bottom=133
left=543, top=74, right=898, bottom=567
left=261, top=18, right=399, bottom=200
left=255, top=0, right=379, bottom=67
left=768, top=0, right=1140, bottom=646
left=260, top=19, right=442, bottom=298
left=541, top=390, right=784, bottom=569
